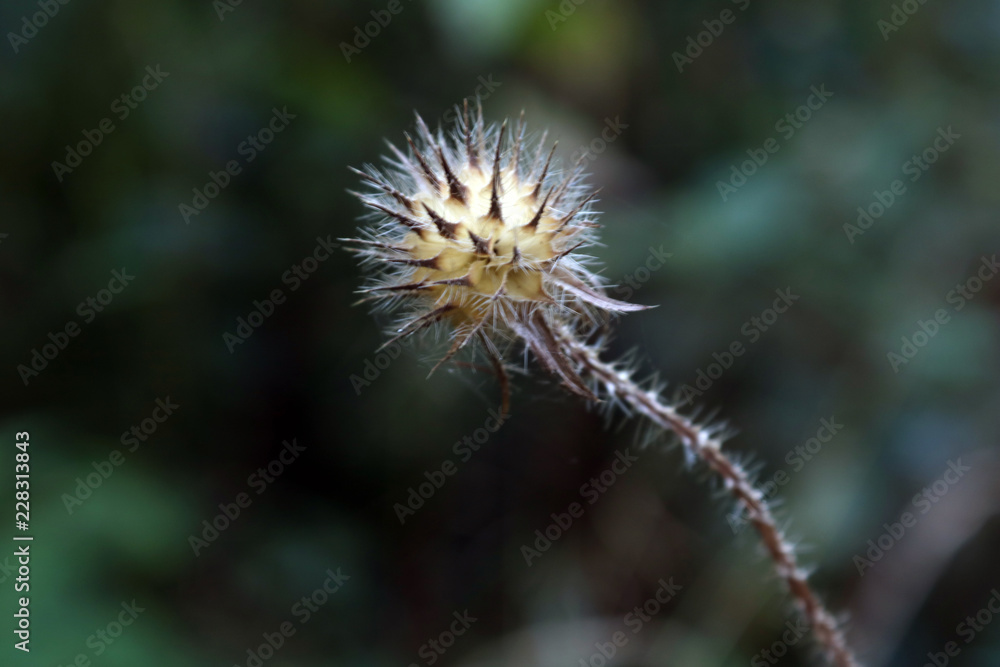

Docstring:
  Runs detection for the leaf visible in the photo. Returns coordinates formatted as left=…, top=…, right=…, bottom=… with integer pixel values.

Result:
left=549, top=269, right=652, bottom=313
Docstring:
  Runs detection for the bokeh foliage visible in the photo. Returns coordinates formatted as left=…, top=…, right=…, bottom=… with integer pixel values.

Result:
left=1, top=0, right=999, bottom=665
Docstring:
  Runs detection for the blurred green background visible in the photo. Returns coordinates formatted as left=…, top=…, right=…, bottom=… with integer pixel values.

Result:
left=2, top=0, right=999, bottom=665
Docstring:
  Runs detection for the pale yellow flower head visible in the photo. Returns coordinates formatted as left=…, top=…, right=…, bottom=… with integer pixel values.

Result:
left=345, top=103, right=645, bottom=400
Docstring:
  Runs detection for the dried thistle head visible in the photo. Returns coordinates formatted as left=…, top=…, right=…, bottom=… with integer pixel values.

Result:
left=343, top=104, right=861, bottom=667
left=344, top=102, right=645, bottom=406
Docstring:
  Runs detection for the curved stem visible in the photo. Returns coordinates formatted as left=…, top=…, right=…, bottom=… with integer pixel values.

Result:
left=556, top=326, right=859, bottom=667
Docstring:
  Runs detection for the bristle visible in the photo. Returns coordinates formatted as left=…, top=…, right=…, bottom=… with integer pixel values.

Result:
left=530, top=130, right=549, bottom=175
left=378, top=304, right=458, bottom=351
left=385, top=140, right=416, bottom=173
left=475, top=98, right=485, bottom=158
left=463, top=100, right=479, bottom=171
left=551, top=155, right=587, bottom=208
left=511, top=110, right=526, bottom=177
left=414, top=113, right=436, bottom=146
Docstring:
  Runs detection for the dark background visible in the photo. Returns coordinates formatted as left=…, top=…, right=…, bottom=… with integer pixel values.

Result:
left=2, top=0, right=999, bottom=665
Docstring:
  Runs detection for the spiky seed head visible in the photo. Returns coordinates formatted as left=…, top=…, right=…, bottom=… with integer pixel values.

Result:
left=344, top=102, right=646, bottom=403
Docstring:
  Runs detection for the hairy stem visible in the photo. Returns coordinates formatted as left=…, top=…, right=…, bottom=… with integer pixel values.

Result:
left=555, top=326, right=859, bottom=667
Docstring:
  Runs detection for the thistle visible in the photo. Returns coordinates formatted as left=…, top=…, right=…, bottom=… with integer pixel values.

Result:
left=343, top=102, right=859, bottom=667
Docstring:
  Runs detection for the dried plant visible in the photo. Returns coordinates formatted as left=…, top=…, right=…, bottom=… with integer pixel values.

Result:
left=343, top=102, right=859, bottom=667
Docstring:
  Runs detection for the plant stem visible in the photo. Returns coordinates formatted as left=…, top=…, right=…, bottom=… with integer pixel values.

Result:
left=556, top=326, right=859, bottom=667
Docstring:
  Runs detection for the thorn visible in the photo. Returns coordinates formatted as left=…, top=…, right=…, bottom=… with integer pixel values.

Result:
left=422, top=203, right=460, bottom=240
left=476, top=97, right=485, bottom=139
left=545, top=240, right=587, bottom=264
left=337, top=237, right=410, bottom=253
left=463, top=99, right=479, bottom=171
left=351, top=293, right=385, bottom=306
left=404, top=132, right=441, bottom=191
left=435, top=146, right=468, bottom=205
left=430, top=274, right=474, bottom=287
left=489, top=119, right=507, bottom=222
left=532, top=141, right=557, bottom=200
left=414, top=113, right=436, bottom=146
left=361, top=200, right=426, bottom=231
left=555, top=189, right=601, bottom=230
left=429, top=318, right=487, bottom=378
left=364, top=281, right=431, bottom=293
left=347, top=165, right=376, bottom=181
left=348, top=168, right=417, bottom=212
left=387, top=254, right=441, bottom=269
left=526, top=189, right=552, bottom=230
left=530, top=129, right=549, bottom=176
left=385, top=140, right=415, bottom=172
left=474, top=98, right=486, bottom=170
